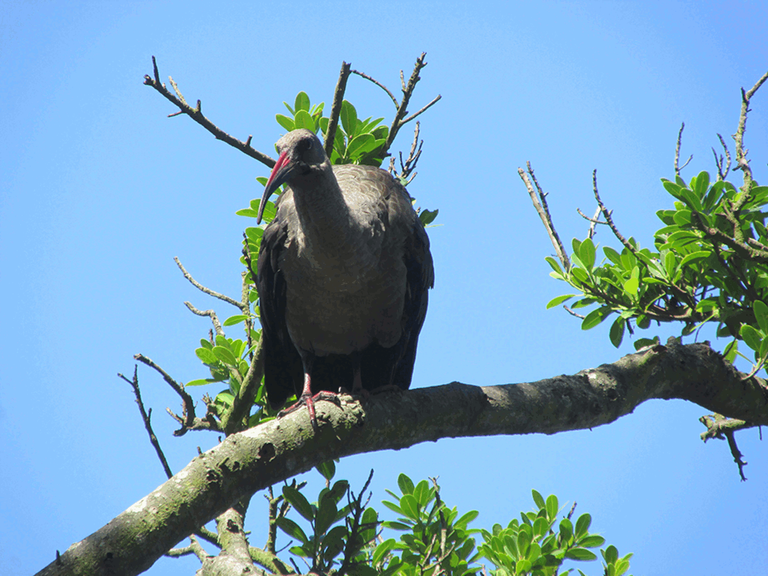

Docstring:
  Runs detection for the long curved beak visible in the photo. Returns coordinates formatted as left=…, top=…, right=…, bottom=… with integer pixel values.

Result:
left=256, top=151, right=297, bottom=224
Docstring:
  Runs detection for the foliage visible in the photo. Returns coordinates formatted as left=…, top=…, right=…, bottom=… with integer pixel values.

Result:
left=275, top=469, right=632, bottom=576
left=546, top=130, right=768, bottom=377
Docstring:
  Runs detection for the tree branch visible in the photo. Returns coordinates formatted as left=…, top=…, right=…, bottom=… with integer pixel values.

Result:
left=144, top=57, right=276, bottom=167
left=37, top=340, right=768, bottom=576
left=519, top=163, right=570, bottom=271
left=324, top=61, right=352, bottom=158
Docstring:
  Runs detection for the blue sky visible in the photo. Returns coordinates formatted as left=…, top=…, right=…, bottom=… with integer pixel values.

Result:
left=2, top=2, right=768, bottom=574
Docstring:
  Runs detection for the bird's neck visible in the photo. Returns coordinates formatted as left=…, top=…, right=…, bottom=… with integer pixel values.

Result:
left=290, top=166, right=363, bottom=256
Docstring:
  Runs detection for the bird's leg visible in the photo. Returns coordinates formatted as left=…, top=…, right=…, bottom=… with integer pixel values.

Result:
left=277, top=355, right=340, bottom=427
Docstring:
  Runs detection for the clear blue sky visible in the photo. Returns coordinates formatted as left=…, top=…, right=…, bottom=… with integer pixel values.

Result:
left=3, top=2, right=768, bottom=574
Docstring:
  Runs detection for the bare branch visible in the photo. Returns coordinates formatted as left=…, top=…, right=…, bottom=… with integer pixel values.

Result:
left=183, top=301, right=224, bottom=337
left=174, top=257, right=244, bottom=311
left=518, top=163, right=571, bottom=271
left=134, top=353, right=197, bottom=433
left=732, top=70, right=768, bottom=191
left=401, top=94, right=442, bottom=125
left=592, top=170, right=638, bottom=257
left=118, top=366, right=173, bottom=479
left=675, top=122, right=692, bottom=176
left=577, top=206, right=605, bottom=240
left=324, top=61, right=352, bottom=158
left=713, top=133, right=732, bottom=181
left=351, top=68, right=398, bottom=107
left=143, top=57, right=275, bottom=167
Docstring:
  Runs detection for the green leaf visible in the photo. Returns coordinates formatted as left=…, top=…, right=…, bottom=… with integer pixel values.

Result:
left=293, top=109, right=315, bottom=131
left=399, top=494, right=419, bottom=521
left=315, top=460, right=336, bottom=481
left=558, top=518, right=573, bottom=543
left=579, top=238, right=596, bottom=270
left=223, top=314, right=247, bottom=327
left=347, top=133, right=376, bottom=158
left=276, top=114, right=295, bottom=131
left=185, top=378, right=214, bottom=387
left=547, top=294, right=576, bottom=309
left=294, top=91, right=310, bottom=112
left=282, top=484, right=314, bottom=522
left=581, top=306, right=612, bottom=330
left=455, top=509, right=479, bottom=529
left=413, top=480, right=431, bottom=507
left=419, top=208, right=439, bottom=226
left=531, top=489, right=546, bottom=510
left=397, top=473, right=414, bottom=495
left=195, top=347, right=218, bottom=365
left=723, top=339, right=738, bottom=363
left=212, top=345, right=238, bottom=366
left=545, top=494, right=558, bottom=521
left=574, top=513, right=591, bottom=538
left=341, top=100, right=358, bottom=135
left=545, top=256, right=564, bottom=276
left=603, top=246, right=622, bottom=265
left=679, top=250, right=710, bottom=267
left=277, top=517, right=308, bottom=544
left=577, top=534, right=605, bottom=547
left=316, top=493, right=338, bottom=535
left=740, top=324, right=763, bottom=352
left=372, top=539, right=396, bottom=565
left=754, top=300, right=768, bottom=333
left=609, top=316, right=625, bottom=348
left=565, top=547, right=597, bottom=561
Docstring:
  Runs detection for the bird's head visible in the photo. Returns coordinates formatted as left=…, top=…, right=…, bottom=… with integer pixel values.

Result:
left=256, top=129, right=329, bottom=223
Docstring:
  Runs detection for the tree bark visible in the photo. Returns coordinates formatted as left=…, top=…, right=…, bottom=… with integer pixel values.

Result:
left=35, top=339, right=768, bottom=576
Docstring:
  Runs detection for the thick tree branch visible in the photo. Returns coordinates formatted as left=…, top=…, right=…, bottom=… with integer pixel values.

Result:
left=37, top=340, right=768, bottom=576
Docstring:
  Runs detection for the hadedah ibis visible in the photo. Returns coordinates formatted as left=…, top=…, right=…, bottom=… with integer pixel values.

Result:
left=254, top=129, right=434, bottom=424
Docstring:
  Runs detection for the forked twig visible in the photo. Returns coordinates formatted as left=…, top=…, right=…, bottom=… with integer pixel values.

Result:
left=143, top=56, right=275, bottom=167
left=518, top=163, right=570, bottom=271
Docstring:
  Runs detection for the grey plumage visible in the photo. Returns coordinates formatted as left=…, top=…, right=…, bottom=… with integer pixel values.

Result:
left=255, top=129, right=434, bottom=421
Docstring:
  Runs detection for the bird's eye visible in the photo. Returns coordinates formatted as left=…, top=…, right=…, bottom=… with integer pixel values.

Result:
left=300, top=138, right=313, bottom=152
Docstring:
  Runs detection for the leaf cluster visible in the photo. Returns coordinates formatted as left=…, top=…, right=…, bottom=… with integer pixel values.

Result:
left=478, top=490, right=631, bottom=576
left=547, top=170, right=768, bottom=373
left=277, top=92, right=389, bottom=166
left=275, top=473, right=633, bottom=576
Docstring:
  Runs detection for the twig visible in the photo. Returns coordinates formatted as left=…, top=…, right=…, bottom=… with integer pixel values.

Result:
left=324, top=61, right=352, bottom=158
left=700, top=414, right=752, bottom=481
left=401, top=94, right=442, bottom=125
left=384, top=53, right=441, bottom=154
left=732, top=70, right=768, bottom=191
left=392, top=121, right=424, bottom=184
left=175, top=257, right=245, bottom=310
left=337, top=470, right=375, bottom=576
left=184, top=302, right=224, bottom=337
left=713, top=133, right=731, bottom=181
left=351, top=68, right=398, bottom=107
left=134, top=353, right=198, bottom=434
left=118, top=366, right=173, bottom=479
left=674, top=122, right=692, bottom=176
left=592, top=170, right=638, bottom=257
left=144, top=56, right=275, bottom=167
left=166, top=535, right=208, bottom=561
left=518, top=163, right=571, bottom=271
left=576, top=206, right=604, bottom=239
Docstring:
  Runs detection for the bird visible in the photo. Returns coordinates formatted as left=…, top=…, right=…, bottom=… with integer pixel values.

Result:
left=254, top=128, right=434, bottom=424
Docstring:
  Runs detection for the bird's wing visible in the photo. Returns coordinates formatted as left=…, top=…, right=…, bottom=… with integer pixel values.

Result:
left=393, top=211, right=435, bottom=388
left=256, top=199, right=303, bottom=408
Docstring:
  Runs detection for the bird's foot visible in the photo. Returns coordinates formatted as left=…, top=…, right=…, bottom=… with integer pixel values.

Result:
left=278, top=391, right=341, bottom=428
